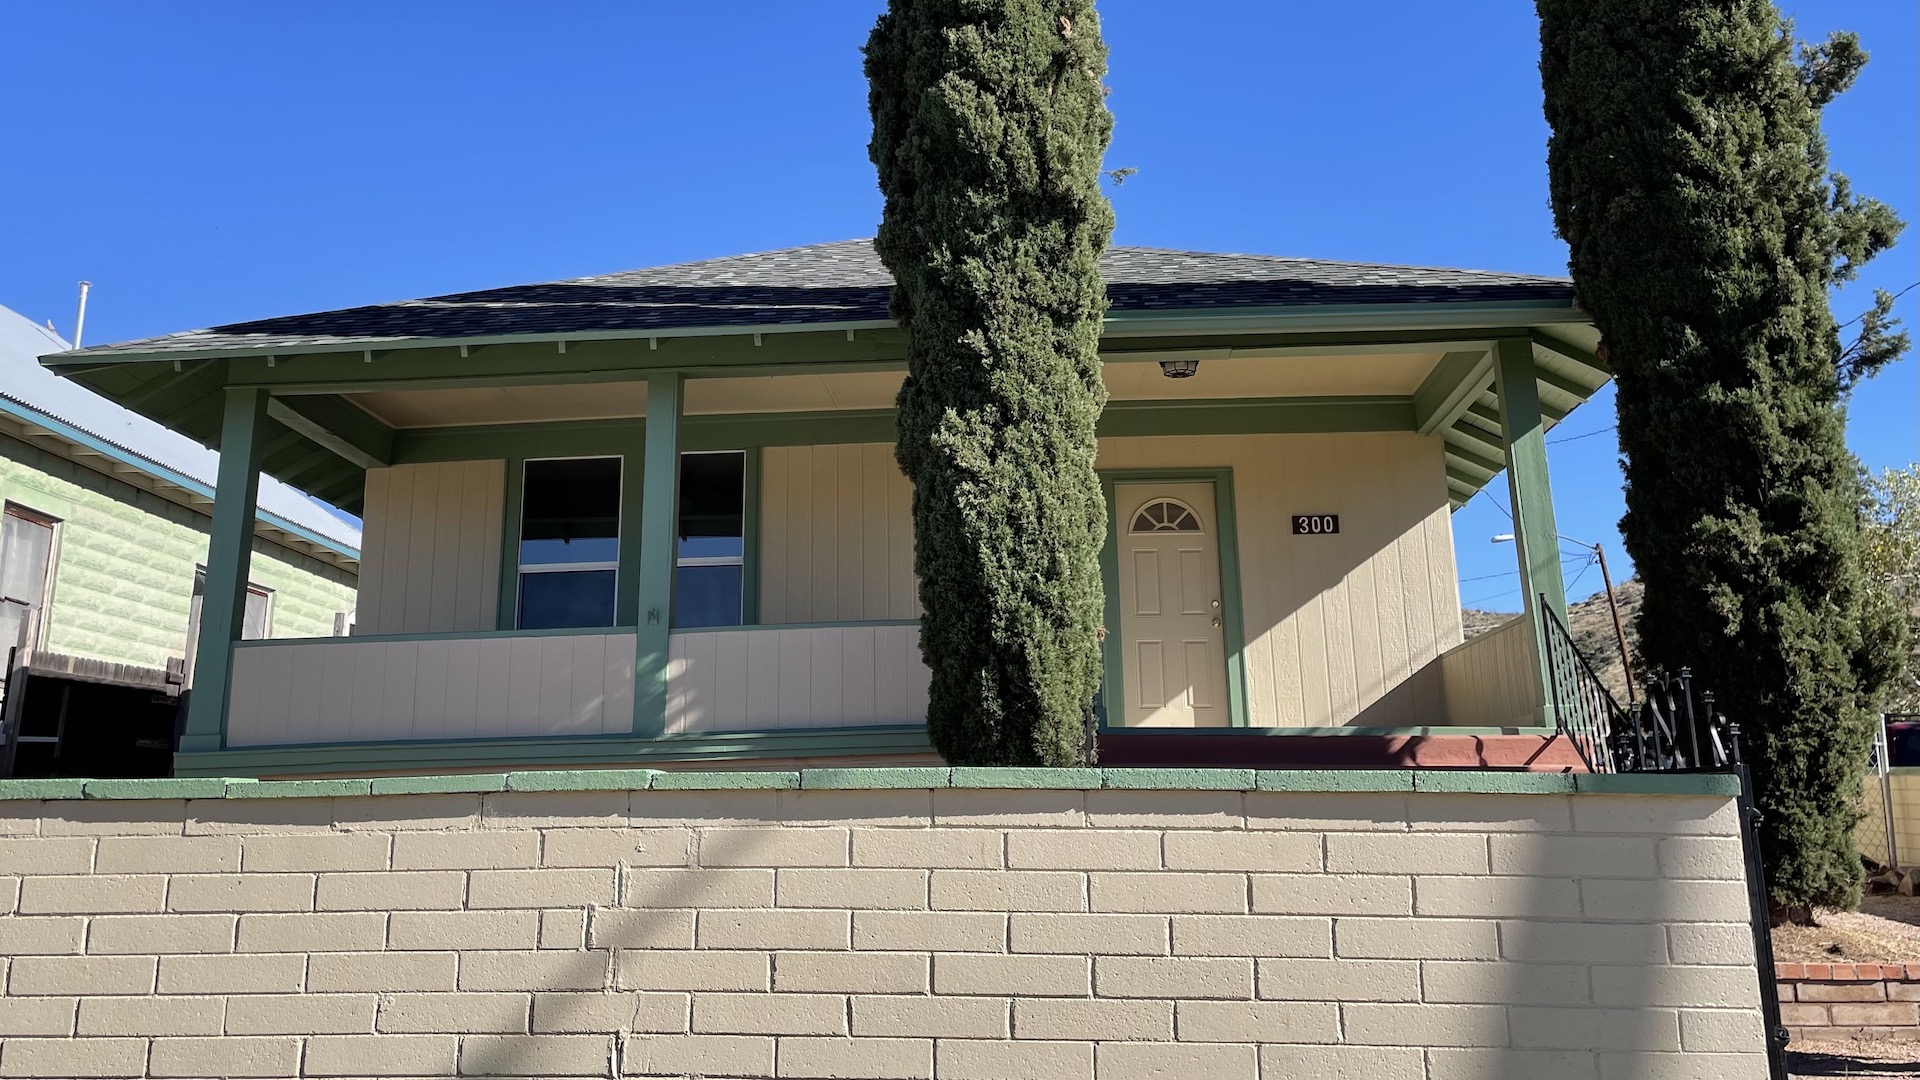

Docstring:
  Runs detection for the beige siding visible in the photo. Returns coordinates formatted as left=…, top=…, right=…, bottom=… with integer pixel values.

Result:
left=356, top=460, right=504, bottom=636
left=1437, top=615, right=1541, bottom=727
left=1097, top=433, right=1463, bottom=728
left=226, top=630, right=634, bottom=746
left=665, top=623, right=929, bottom=734
left=759, top=445, right=916, bottom=623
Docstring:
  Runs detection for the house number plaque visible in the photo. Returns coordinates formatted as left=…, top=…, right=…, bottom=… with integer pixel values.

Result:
left=1291, top=514, right=1340, bottom=535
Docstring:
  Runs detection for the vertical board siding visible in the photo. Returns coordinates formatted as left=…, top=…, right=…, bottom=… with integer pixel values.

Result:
left=665, top=623, right=929, bottom=734
left=1438, top=615, right=1540, bottom=727
left=226, top=630, right=635, bottom=746
left=758, top=445, right=917, bottom=623
left=1097, top=433, right=1464, bottom=729
left=356, top=460, right=504, bottom=636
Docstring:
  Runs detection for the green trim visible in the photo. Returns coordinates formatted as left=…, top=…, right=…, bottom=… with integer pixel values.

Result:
left=234, top=626, right=638, bottom=648
left=1528, top=331, right=1611, bottom=378
left=183, top=386, right=269, bottom=754
left=83, top=777, right=228, bottom=799
left=1493, top=337, right=1567, bottom=726
left=651, top=770, right=799, bottom=790
left=949, top=767, right=1104, bottom=789
left=1888, top=766, right=1920, bottom=777
left=226, top=778, right=374, bottom=798
left=801, top=767, right=952, bottom=790
left=370, top=774, right=508, bottom=794
left=1413, top=771, right=1576, bottom=793
left=1097, top=396, right=1413, bottom=436
left=169, top=724, right=935, bottom=777
left=740, top=448, right=762, bottom=625
left=1106, top=725, right=1560, bottom=737
left=1255, top=769, right=1414, bottom=792
left=678, top=619, right=919, bottom=633
left=505, top=768, right=657, bottom=792
left=14, top=765, right=1749, bottom=802
left=264, top=395, right=393, bottom=469
left=496, top=453, right=526, bottom=631
left=1413, top=350, right=1494, bottom=435
left=633, top=374, right=682, bottom=737
left=1098, top=469, right=1251, bottom=730
left=617, top=449, right=646, bottom=628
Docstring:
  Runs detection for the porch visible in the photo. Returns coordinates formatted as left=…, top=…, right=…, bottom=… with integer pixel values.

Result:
left=39, top=243, right=1610, bottom=778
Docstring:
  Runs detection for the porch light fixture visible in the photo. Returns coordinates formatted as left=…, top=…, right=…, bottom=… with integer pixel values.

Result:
left=1159, top=359, right=1199, bottom=379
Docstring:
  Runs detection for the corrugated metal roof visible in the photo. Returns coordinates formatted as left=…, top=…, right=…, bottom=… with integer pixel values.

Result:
left=0, top=304, right=360, bottom=556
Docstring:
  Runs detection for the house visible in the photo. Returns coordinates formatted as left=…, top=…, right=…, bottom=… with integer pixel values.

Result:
left=38, top=241, right=1611, bottom=778
left=0, top=303, right=359, bottom=778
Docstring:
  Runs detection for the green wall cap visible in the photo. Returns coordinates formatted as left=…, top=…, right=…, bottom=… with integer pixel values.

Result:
left=1574, top=772, right=1743, bottom=796
left=949, top=767, right=1105, bottom=789
left=226, top=779, right=373, bottom=799
left=1101, top=768, right=1256, bottom=790
left=370, top=774, right=509, bottom=795
left=504, top=769, right=657, bottom=793
left=0, top=778, right=88, bottom=800
left=85, top=777, right=230, bottom=800
left=801, top=767, right=952, bottom=790
left=1255, top=770, right=1415, bottom=792
left=650, top=770, right=801, bottom=790
left=1413, top=771, right=1577, bottom=794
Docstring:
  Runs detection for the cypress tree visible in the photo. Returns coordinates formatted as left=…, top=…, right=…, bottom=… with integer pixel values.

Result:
left=865, top=0, right=1114, bottom=765
left=1536, top=1, right=1910, bottom=918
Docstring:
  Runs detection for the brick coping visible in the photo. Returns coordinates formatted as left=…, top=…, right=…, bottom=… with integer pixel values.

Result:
left=0, top=766, right=1742, bottom=802
left=1779, top=962, right=1920, bottom=981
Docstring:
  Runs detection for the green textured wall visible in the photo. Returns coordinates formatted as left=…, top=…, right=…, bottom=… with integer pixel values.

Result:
left=0, top=432, right=357, bottom=671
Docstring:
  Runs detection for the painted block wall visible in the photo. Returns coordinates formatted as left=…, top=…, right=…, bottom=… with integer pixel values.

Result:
left=0, top=772, right=1767, bottom=1079
left=0, top=434, right=357, bottom=670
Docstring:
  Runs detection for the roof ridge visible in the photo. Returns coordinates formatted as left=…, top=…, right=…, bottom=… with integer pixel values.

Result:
left=565, top=239, right=876, bottom=285
left=1106, top=244, right=1570, bottom=282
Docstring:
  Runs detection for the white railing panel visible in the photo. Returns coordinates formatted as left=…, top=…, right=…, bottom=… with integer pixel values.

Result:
left=667, top=622, right=929, bottom=734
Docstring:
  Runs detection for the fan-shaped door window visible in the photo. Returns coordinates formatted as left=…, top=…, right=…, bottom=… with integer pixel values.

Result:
left=1129, top=499, right=1202, bottom=534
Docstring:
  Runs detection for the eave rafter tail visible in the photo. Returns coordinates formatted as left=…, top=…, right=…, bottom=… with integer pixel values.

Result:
left=265, top=395, right=394, bottom=470
left=1528, top=331, right=1610, bottom=379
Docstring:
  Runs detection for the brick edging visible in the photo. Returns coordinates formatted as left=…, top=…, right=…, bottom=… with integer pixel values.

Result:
left=1777, top=963, right=1920, bottom=981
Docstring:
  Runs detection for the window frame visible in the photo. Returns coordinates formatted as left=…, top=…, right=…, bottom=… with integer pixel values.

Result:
left=514, top=454, right=625, bottom=630
left=673, top=449, right=748, bottom=629
left=0, top=503, right=61, bottom=656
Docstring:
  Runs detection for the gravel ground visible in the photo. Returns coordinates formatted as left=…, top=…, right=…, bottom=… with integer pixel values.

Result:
left=1774, top=895, right=1920, bottom=964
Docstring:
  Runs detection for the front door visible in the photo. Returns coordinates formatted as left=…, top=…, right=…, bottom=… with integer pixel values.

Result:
left=1114, top=482, right=1229, bottom=727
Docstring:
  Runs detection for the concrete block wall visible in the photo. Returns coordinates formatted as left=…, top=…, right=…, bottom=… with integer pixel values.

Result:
left=0, top=769, right=1769, bottom=1078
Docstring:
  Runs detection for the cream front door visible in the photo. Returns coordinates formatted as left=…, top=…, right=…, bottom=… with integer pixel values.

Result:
left=1115, top=482, right=1230, bottom=727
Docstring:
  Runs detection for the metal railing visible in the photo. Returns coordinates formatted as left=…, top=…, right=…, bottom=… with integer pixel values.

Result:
left=1541, top=599, right=1786, bottom=1079
left=1540, top=600, right=1631, bottom=772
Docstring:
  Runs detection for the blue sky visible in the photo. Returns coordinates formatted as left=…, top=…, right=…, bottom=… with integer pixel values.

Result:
left=3, top=2, right=1914, bottom=610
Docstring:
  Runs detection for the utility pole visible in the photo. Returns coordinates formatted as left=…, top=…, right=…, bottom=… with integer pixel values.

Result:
left=1591, top=541, right=1636, bottom=705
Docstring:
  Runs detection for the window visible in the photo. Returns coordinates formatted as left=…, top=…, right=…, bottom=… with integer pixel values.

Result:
left=0, top=505, right=58, bottom=655
left=675, top=451, right=745, bottom=628
left=182, top=569, right=273, bottom=686
left=518, top=457, right=622, bottom=630
left=1129, top=499, right=1202, bottom=533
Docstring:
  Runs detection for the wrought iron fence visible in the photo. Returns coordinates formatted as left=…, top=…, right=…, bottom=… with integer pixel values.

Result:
left=1541, top=597, right=1786, bottom=1079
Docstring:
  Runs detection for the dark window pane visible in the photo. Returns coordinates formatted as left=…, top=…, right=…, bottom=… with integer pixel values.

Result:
left=521, top=458, right=621, bottom=567
left=519, top=570, right=616, bottom=630
left=678, top=452, right=744, bottom=557
left=674, top=564, right=742, bottom=629
left=678, top=536, right=744, bottom=560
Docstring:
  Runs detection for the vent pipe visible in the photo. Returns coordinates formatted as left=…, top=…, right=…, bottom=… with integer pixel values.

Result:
left=72, top=280, right=92, bottom=350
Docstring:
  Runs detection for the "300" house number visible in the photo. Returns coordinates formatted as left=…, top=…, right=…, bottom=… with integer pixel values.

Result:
left=1291, top=514, right=1340, bottom=535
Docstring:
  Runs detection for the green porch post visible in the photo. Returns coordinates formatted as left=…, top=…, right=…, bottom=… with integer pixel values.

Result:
left=181, top=386, right=268, bottom=754
left=1493, top=337, right=1568, bottom=724
left=633, top=372, right=682, bottom=737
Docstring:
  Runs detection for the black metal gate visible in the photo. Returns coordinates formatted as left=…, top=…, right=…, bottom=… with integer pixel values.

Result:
left=1542, top=602, right=1792, bottom=1080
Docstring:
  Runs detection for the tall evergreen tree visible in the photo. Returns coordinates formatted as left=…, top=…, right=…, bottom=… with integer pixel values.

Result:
left=865, top=0, right=1115, bottom=764
left=1536, top=1, right=1910, bottom=918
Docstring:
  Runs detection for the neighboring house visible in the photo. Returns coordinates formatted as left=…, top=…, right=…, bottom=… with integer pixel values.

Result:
left=41, top=241, right=1611, bottom=778
left=0, top=304, right=358, bottom=777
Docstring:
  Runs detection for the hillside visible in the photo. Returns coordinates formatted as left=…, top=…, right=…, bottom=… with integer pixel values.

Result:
left=1463, top=578, right=1644, bottom=704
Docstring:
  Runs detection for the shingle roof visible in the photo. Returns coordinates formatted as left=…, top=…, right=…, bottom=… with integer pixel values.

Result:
left=51, top=240, right=1575, bottom=359
left=0, top=305, right=360, bottom=556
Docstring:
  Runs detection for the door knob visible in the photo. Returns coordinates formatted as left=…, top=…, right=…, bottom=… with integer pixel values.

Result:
left=1211, top=617, right=1222, bottom=628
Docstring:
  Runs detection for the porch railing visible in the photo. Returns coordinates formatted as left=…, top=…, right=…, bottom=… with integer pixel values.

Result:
left=1539, top=601, right=1629, bottom=773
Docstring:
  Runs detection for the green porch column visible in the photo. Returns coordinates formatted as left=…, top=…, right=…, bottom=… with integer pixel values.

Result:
left=633, top=372, right=682, bottom=737
left=180, top=387, right=269, bottom=754
left=1493, top=337, right=1568, bottom=724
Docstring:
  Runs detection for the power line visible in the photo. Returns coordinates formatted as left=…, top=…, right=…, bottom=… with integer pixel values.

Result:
left=1547, top=424, right=1617, bottom=445
left=1836, top=280, right=1919, bottom=331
